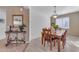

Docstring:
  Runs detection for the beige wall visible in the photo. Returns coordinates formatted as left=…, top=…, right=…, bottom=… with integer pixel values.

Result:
left=6, top=6, right=29, bottom=27
left=68, top=12, right=79, bottom=36
left=51, top=12, right=79, bottom=36
left=0, top=6, right=29, bottom=41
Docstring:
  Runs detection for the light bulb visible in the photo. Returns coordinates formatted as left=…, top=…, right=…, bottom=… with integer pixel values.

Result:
left=20, top=7, right=23, bottom=12
left=53, top=15, right=57, bottom=19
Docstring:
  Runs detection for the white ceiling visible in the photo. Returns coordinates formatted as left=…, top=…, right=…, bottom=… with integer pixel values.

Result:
left=29, top=6, right=79, bottom=17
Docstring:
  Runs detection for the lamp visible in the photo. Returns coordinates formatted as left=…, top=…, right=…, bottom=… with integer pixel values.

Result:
left=53, top=6, right=57, bottom=19
left=20, top=7, right=23, bottom=12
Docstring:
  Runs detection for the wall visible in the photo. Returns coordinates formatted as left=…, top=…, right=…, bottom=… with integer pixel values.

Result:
left=6, top=6, right=29, bottom=27
left=68, top=12, right=79, bottom=36
left=51, top=12, right=79, bottom=36
left=29, top=7, right=50, bottom=41
left=6, top=6, right=29, bottom=41
left=0, top=6, right=29, bottom=41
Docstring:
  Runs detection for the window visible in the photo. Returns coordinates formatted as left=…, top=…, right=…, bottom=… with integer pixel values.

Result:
left=0, top=9, right=6, bottom=39
left=56, top=16, right=69, bottom=29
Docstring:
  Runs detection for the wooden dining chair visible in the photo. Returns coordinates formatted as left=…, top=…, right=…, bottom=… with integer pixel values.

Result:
left=53, top=30, right=67, bottom=49
left=41, top=28, right=47, bottom=45
left=61, top=30, right=67, bottom=49
left=41, top=28, right=55, bottom=50
left=41, top=28, right=50, bottom=44
left=43, top=30, right=53, bottom=50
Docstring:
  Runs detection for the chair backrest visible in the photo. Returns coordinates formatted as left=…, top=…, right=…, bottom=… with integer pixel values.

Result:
left=64, top=30, right=67, bottom=36
left=42, top=28, right=51, bottom=33
left=62, top=30, right=67, bottom=40
left=42, top=28, right=52, bottom=41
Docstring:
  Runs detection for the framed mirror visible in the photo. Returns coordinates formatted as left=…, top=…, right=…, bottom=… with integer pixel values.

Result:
left=13, top=15, right=23, bottom=26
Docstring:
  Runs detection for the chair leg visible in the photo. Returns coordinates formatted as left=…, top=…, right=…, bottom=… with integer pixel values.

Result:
left=63, top=35, right=66, bottom=49
left=54, top=39, right=56, bottom=47
left=41, top=36, right=43, bottom=45
left=50, top=41, right=52, bottom=50
left=62, top=35, right=66, bottom=49
left=43, top=39, right=45, bottom=47
left=62, top=39, right=65, bottom=49
left=62, top=41, right=64, bottom=49
left=63, top=38, right=66, bottom=49
left=47, top=41, right=49, bottom=44
left=58, top=37, right=61, bottom=52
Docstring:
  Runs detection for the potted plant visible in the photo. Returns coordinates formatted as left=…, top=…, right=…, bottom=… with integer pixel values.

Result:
left=19, top=24, right=26, bottom=32
left=52, top=23, right=59, bottom=31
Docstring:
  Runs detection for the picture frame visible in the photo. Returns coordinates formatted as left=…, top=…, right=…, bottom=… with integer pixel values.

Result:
left=13, top=15, right=23, bottom=26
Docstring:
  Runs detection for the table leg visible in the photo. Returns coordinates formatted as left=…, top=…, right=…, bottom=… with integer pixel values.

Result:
left=50, top=40, right=52, bottom=50
left=23, top=33, right=26, bottom=43
left=6, top=33, right=10, bottom=46
left=54, top=39, right=56, bottom=47
left=43, top=38, right=45, bottom=47
left=15, top=33, right=18, bottom=46
left=58, top=37, right=61, bottom=52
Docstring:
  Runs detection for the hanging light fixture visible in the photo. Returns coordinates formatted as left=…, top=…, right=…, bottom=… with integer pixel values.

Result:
left=20, top=6, right=23, bottom=12
left=53, top=6, right=57, bottom=19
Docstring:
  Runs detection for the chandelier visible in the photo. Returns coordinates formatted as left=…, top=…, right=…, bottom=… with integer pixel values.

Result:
left=53, top=6, right=57, bottom=19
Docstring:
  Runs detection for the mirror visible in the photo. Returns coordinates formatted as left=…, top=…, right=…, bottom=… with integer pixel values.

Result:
left=13, top=15, right=23, bottom=26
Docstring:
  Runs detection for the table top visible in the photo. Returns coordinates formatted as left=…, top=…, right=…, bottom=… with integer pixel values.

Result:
left=51, top=29, right=65, bottom=37
left=56, top=29, right=65, bottom=36
left=5, top=31, right=26, bottom=33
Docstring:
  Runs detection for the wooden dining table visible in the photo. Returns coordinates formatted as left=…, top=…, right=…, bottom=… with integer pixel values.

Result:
left=52, top=29, right=66, bottom=52
left=41, top=28, right=67, bottom=52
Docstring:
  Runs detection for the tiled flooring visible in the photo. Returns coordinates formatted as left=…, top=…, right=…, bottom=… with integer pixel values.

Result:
left=0, top=39, right=28, bottom=52
left=25, top=35, right=79, bottom=52
left=0, top=29, right=29, bottom=52
left=0, top=35, right=79, bottom=52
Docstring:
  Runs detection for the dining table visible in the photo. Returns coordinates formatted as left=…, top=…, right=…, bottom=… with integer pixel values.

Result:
left=41, top=28, right=67, bottom=52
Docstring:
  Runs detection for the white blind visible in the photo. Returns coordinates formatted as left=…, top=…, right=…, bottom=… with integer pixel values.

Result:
left=0, top=9, right=6, bottom=39
left=56, top=16, right=69, bottom=29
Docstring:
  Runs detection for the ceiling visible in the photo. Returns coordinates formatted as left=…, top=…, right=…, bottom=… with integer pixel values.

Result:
left=29, top=6, right=79, bottom=17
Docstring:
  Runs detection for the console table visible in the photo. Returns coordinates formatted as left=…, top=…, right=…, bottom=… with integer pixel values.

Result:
left=5, top=31, right=26, bottom=46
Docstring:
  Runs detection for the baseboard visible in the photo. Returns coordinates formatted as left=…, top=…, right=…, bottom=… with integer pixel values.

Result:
left=27, top=37, right=40, bottom=43
left=26, top=41, right=31, bottom=43
left=31, top=37, right=40, bottom=41
left=33, top=37, right=40, bottom=40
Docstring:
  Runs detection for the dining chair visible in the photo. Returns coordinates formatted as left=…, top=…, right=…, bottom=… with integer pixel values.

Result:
left=53, top=30, right=67, bottom=49
left=41, top=28, right=46, bottom=45
left=61, top=30, right=67, bottom=49
left=41, top=28, right=50, bottom=44
left=43, top=30, right=53, bottom=50
left=41, top=28, right=55, bottom=50
left=51, top=27, right=56, bottom=47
